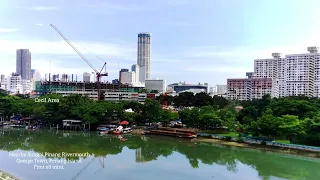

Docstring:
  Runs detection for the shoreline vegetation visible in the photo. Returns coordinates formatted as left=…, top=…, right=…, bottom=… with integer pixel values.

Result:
left=1, top=91, right=320, bottom=155
left=131, top=129, right=320, bottom=158
left=193, top=138, right=320, bottom=158
left=0, top=170, right=18, bottom=180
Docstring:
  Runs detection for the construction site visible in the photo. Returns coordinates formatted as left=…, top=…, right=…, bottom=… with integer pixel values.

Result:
left=30, top=24, right=158, bottom=102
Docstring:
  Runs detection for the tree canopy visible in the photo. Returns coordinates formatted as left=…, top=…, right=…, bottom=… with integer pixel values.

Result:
left=1, top=92, right=320, bottom=146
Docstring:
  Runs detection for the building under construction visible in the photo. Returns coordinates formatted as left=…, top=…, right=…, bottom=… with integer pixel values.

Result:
left=35, top=81, right=143, bottom=95
left=33, top=80, right=152, bottom=101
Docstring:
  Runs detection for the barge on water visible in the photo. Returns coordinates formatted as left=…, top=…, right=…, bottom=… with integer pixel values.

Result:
left=142, top=127, right=197, bottom=139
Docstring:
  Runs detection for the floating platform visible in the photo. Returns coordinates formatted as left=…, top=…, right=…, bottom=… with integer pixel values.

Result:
left=142, top=127, right=197, bottom=138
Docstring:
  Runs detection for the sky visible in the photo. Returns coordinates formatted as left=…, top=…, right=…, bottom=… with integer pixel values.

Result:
left=1, top=0, right=320, bottom=85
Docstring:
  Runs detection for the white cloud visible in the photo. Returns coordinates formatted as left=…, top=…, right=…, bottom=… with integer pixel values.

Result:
left=29, top=6, right=58, bottom=11
left=0, top=39, right=136, bottom=79
left=36, top=24, right=44, bottom=26
left=0, top=28, right=19, bottom=33
left=0, top=39, right=135, bottom=57
left=186, top=42, right=320, bottom=62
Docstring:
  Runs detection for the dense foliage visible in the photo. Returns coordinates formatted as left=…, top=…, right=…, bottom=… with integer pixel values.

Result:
left=1, top=91, right=320, bottom=146
left=0, top=93, right=178, bottom=128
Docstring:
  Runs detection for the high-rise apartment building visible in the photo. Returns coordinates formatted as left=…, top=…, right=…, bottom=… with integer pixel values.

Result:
left=16, top=49, right=31, bottom=80
left=254, top=53, right=285, bottom=97
left=285, top=47, right=320, bottom=97
left=253, top=47, right=320, bottom=98
left=137, top=33, right=151, bottom=83
left=228, top=46, right=320, bottom=100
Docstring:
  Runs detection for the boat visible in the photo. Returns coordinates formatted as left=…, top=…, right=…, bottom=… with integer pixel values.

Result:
left=112, top=131, right=122, bottom=135
left=142, top=127, right=197, bottom=139
left=112, top=125, right=124, bottom=135
left=123, top=127, right=132, bottom=134
left=99, top=128, right=110, bottom=134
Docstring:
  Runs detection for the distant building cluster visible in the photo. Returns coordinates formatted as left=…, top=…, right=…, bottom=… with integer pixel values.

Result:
left=227, top=46, right=320, bottom=100
left=0, top=49, right=42, bottom=95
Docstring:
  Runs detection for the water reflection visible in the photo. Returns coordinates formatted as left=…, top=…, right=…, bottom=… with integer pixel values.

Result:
left=0, top=128, right=319, bottom=180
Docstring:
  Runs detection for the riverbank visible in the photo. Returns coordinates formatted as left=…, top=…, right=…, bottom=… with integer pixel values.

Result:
left=193, top=137, right=320, bottom=158
left=0, top=170, right=18, bottom=180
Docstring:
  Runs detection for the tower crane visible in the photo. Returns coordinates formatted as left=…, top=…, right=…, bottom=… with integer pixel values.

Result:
left=50, top=24, right=108, bottom=101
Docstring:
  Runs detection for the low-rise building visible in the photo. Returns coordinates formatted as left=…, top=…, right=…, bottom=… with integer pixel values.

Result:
left=145, top=79, right=166, bottom=93
left=83, top=72, right=95, bottom=83
left=120, top=71, right=136, bottom=84
left=168, top=82, right=208, bottom=94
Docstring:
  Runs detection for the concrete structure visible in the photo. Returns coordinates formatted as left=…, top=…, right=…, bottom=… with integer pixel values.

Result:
left=120, top=71, right=136, bottom=84
left=31, top=69, right=41, bottom=81
left=209, top=86, right=214, bottom=94
left=137, top=33, right=151, bottom=83
left=0, top=75, right=7, bottom=90
left=52, top=74, right=59, bottom=81
left=61, top=74, right=70, bottom=82
left=8, top=74, right=23, bottom=94
left=135, top=65, right=140, bottom=83
left=214, top=85, right=227, bottom=95
left=131, top=64, right=137, bottom=72
left=253, top=47, right=320, bottom=98
left=254, top=52, right=285, bottom=97
left=145, top=79, right=166, bottom=93
left=6, top=74, right=31, bottom=94
left=119, top=69, right=129, bottom=83
left=112, top=79, right=120, bottom=84
left=83, top=72, right=95, bottom=83
left=0, top=75, right=5, bottom=82
left=227, top=74, right=274, bottom=100
left=168, top=82, right=208, bottom=94
left=54, top=90, right=99, bottom=100
left=284, top=47, right=319, bottom=97
left=16, top=49, right=31, bottom=80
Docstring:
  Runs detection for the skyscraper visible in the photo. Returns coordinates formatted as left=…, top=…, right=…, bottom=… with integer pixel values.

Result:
left=16, top=49, right=31, bottom=80
left=131, top=64, right=137, bottom=72
left=137, top=33, right=151, bottom=83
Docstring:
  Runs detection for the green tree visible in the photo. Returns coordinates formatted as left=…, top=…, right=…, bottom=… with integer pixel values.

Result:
left=194, top=92, right=212, bottom=107
left=160, top=110, right=178, bottom=126
left=278, top=115, right=305, bottom=138
left=173, top=92, right=195, bottom=107
left=142, top=99, right=162, bottom=124
left=251, top=109, right=281, bottom=137
left=123, top=112, right=137, bottom=124
left=217, top=106, right=238, bottom=131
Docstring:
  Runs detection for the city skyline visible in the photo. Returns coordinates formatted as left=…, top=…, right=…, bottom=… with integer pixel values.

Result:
left=16, top=49, right=31, bottom=80
left=1, top=0, right=320, bottom=85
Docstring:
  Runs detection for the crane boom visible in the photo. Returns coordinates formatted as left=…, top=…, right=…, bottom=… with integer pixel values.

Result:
left=50, top=24, right=108, bottom=101
left=49, top=24, right=97, bottom=73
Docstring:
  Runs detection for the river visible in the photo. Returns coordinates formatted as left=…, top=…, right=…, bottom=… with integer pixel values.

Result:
left=0, top=128, right=319, bottom=180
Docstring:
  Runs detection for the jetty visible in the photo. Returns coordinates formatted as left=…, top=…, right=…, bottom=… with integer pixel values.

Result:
left=142, top=127, right=197, bottom=138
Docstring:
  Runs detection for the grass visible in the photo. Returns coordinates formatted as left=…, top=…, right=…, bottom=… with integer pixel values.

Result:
left=275, top=140, right=290, bottom=144
left=218, top=132, right=239, bottom=137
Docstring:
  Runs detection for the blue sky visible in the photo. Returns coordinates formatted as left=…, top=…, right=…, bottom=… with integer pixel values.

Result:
left=1, top=0, right=320, bottom=85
